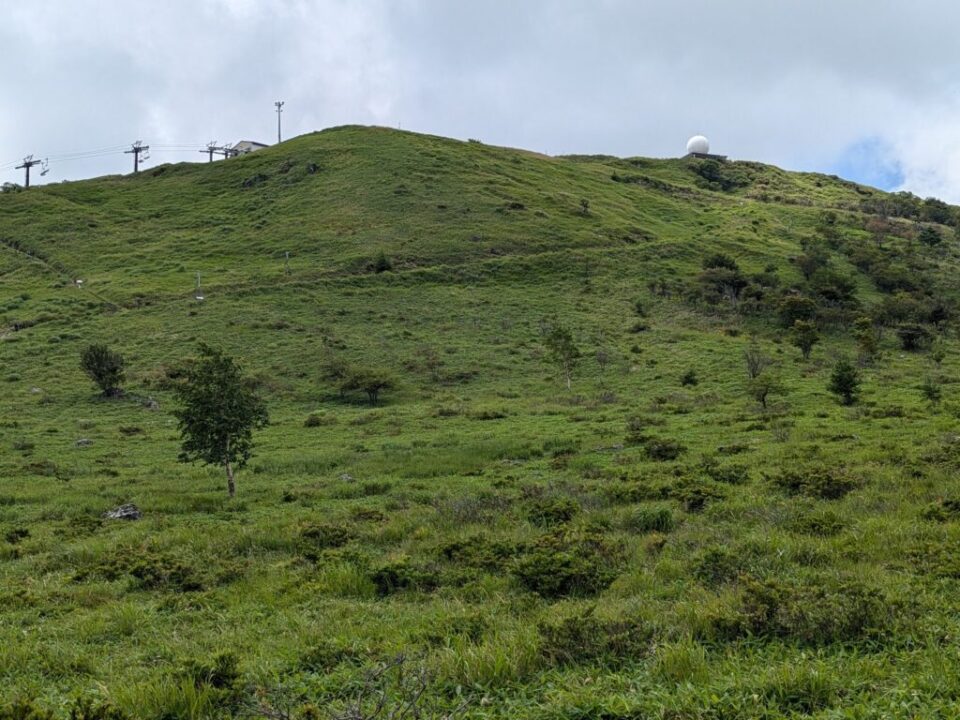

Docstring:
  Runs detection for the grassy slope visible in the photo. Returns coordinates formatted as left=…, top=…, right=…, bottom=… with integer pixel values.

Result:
left=2, top=126, right=960, bottom=717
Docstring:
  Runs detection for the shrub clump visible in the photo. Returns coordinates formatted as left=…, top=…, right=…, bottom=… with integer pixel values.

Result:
left=538, top=609, right=652, bottom=667
left=512, top=527, right=625, bottom=598
left=693, top=546, right=741, bottom=588
left=787, top=508, right=848, bottom=536
left=702, top=459, right=750, bottom=485
left=300, top=522, right=354, bottom=552
left=369, top=556, right=439, bottom=596
left=920, top=498, right=960, bottom=523
left=526, top=496, right=580, bottom=527
left=713, top=576, right=894, bottom=646
left=437, top=536, right=524, bottom=572
left=769, top=466, right=860, bottom=500
left=643, top=437, right=686, bottom=461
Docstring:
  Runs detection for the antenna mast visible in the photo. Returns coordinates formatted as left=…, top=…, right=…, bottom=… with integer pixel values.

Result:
left=275, top=100, right=285, bottom=143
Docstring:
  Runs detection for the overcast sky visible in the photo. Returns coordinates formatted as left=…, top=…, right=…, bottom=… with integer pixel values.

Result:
left=2, top=0, right=960, bottom=201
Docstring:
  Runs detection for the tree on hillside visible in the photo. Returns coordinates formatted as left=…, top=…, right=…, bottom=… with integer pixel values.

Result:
left=173, top=345, right=268, bottom=497
left=748, top=372, right=784, bottom=410
left=790, top=320, right=820, bottom=360
left=853, top=316, right=879, bottom=362
left=544, top=323, right=581, bottom=390
left=744, top=342, right=772, bottom=380
left=828, top=357, right=861, bottom=406
left=80, top=344, right=125, bottom=397
left=341, top=366, right=396, bottom=406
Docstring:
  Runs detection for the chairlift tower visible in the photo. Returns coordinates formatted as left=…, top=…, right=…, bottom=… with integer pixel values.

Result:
left=15, top=155, right=48, bottom=188
left=125, top=141, right=150, bottom=173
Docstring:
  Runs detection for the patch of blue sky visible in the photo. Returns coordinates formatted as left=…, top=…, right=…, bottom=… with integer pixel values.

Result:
left=826, top=136, right=904, bottom=191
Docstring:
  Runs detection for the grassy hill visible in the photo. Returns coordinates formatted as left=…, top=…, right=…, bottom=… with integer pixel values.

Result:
left=3, top=126, right=960, bottom=718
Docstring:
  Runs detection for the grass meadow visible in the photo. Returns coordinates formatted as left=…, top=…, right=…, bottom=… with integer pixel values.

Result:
left=2, top=127, right=960, bottom=718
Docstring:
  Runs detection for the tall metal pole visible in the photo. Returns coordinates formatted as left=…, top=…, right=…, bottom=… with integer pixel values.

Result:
left=275, top=100, right=285, bottom=143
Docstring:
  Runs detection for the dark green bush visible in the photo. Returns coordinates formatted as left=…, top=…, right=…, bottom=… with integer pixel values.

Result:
left=4, top=527, right=29, bottom=544
left=437, top=536, right=523, bottom=571
left=668, top=478, right=725, bottom=512
left=512, top=528, right=624, bottom=598
left=702, top=460, right=750, bottom=485
left=920, top=498, right=960, bottom=523
left=539, top=609, right=652, bottom=666
left=179, top=651, right=241, bottom=690
left=526, top=496, right=580, bottom=527
left=713, top=576, right=893, bottom=645
left=370, top=556, right=439, bottom=596
left=769, top=466, right=860, bottom=500
left=300, top=522, right=354, bottom=550
left=694, top=546, right=741, bottom=588
left=787, top=509, right=848, bottom=536
left=896, top=323, right=932, bottom=351
left=644, top=438, right=686, bottom=461
left=128, top=554, right=206, bottom=592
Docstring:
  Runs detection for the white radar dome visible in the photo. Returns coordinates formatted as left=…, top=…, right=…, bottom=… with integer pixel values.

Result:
left=686, top=135, right=710, bottom=155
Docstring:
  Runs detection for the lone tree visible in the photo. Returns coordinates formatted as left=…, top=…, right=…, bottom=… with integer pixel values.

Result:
left=544, top=323, right=581, bottom=390
left=790, top=320, right=820, bottom=360
left=828, top=356, right=861, bottom=406
left=173, top=345, right=268, bottom=497
left=80, top=344, right=125, bottom=397
left=342, top=366, right=395, bottom=406
left=748, top=372, right=784, bottom=410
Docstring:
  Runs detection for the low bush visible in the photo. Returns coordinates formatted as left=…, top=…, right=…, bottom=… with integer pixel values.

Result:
left=300, top=522, right=354, bottom=551
left=437, top=536, right=524, bottom=571
left=712, top=576, right=893, bottom=645
left=512, top=527, right=624, bottom=598
left=667, top=478, right=725, bottom=512
left=694, top=546, right=741, bottom=588
left=644, top=437, right=686, bottom=461
left=769, top=466, right=860, bottom=500
left=369, top=556, right=439, bottom=596
left=702, top=459, right=750, bottom=485
left=538, top=609, right=652, bottom=667
left=787, top=508, right=848, bottom=536
left=526, top=496, right=580, bottom=527
left=920, top=498, right=960, bottom=522
left=179, top=651, right=241, bottom=690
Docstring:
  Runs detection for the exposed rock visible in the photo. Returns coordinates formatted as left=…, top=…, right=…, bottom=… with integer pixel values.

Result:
left=75, top=438, right=93, bottom=447
left=103, top=503, right=142, bottom=521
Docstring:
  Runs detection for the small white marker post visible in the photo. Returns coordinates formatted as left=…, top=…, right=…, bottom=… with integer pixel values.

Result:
left=194, top=272, right=205, bottom=302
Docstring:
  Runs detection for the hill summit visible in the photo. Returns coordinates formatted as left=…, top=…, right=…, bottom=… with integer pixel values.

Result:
left=2, top=126, right=960, bottom=717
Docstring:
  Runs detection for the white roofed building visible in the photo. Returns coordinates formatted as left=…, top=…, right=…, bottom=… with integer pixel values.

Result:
left=231, top=140, right=269, bottom=156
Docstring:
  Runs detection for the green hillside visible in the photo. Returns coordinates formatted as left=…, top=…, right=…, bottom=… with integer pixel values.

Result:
left=3, top=125, right=960, bottom=718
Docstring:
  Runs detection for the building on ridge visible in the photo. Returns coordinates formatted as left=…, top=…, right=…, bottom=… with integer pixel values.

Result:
left=684, top=135, right=727, bottom=161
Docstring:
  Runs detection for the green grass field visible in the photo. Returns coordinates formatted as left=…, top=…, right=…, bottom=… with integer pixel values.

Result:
left=3, top=126, right=960, bottom=718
